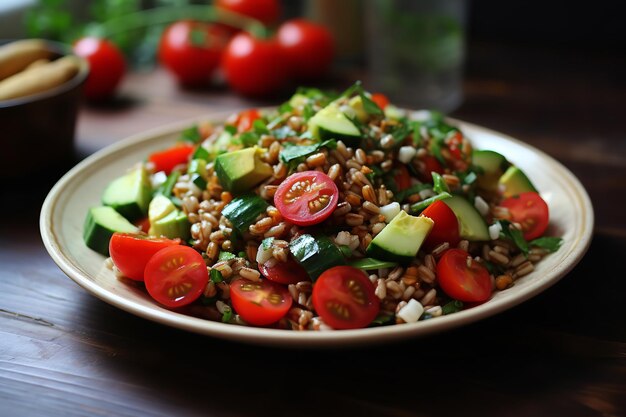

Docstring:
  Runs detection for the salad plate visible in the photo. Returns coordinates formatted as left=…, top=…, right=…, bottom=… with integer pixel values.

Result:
left=40, top=112, right=593, bottom=347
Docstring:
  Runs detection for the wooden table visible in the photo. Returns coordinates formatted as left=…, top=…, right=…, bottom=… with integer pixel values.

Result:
left=1, top=41, right=625, bottom=416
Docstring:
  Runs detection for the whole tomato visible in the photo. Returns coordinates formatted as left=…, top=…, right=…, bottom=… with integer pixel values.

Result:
left=73, top=37, right=125, bottom=100
left=221, top=32, right=288, bottom=97
left=158, top=20, right=231, bottom=86
left=215, top=0, right=281, bottom=26
left=276, top=19, right=334, bottom=80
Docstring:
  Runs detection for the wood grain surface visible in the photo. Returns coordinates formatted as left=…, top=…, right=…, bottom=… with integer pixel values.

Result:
left=1, top=41, right=625, bottom=417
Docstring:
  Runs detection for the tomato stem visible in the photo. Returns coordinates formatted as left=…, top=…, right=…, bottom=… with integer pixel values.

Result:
left=91, top=5, right=266, bottom=40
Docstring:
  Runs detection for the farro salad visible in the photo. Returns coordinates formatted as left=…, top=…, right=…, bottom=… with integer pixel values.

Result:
left=83, top=83, right=563, bottom=330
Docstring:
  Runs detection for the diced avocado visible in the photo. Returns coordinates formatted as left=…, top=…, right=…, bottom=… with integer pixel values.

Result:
left=147, top=195, right=190, bottom=239
left=443, top=195, right=490, bottom=241
left=214, top=147, right=272, bottom=194
left=366, top=211, right=434, bottom=263
left=308, top=103, right=361, bottom=147
left=472, top=150, right=510, bottom=192
left=289, top=234, right=346, bottom=281
left=499, top=166, right=537, bottom=198
left=101, top=166, right=152, bottom=221
left=288, top=93, right=309, bottom=108
left=83, top=206, right=139, bottom=255
left=150, top=210, right=190, bottom=240
left=384, top=104, right=404, bottom=120
left=348, top=95, right=368, bottom=122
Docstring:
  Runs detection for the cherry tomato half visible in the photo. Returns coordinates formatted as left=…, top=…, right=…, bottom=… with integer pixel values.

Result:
left=215, top=0, right=281, bottom=26
left=393, top=164, right=412, bottom=191
left=420, top=200, right=460, bottom=250
left=234, top=109, right=261, bottom=132
left=221, top=32, right=289, bottom=97
left=258, top=258, right=309, bottom=285
left=418, top=155, right=444, bottom=183
left=274, top=171, right=339, bottom=226
left=230, top=278, right=292, bottom=326
left=109, top=233, right=180, bottom=281
left=444, top=131, right=471, bottom=172
left=500, top=191, right=549, bottom=240
left=144, top=246, right=208, bottom=308
left=312, top=266, right=380, bottom=330
left=148, top=143, right=195, bottom=174
left=158, top=20, right=231, bottom=86
left=73, top=37, right=125, bottom=100
left=371, top=93, right=390, bottom=110
left=436, top=249, right=492, bottom=303
left=276, top=19, right=334, bottom=80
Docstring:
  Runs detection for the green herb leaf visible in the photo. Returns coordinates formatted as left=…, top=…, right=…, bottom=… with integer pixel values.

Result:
left=278, top=102, right=293, bottom=114
left=409, top=192, right=452, bottom=213
left=210, top=269, right=223, bottom=284
left=394, top=183, right=431, bottom=202
left=279, top=139, right=337, bottom=166
left=155, top=171, right=180, bottom=198
left=271, top=125, right=299, bottom=139
left=253, top=119, right=269, bottom=135
left=224, top=125, right=237, bottom=136
left=238, top=251, right=247, bottom=259
left=218, top=251, right=236, bottom=261
left=369, top=313, right=395, bottom=327
left=238, top=132, right=259, bottom=148
left=179, top=125, right=202, bottom=144
left=261, top=237, right=275, bottom=250
left=221, top=307, right=232, bottom=323
left=529, top=236, right=563, bottom=253
left=442, top=300, right=464, bottom=315
left=359, top=92, right=384, bottom=116
left=303, top=103, right=315, bottom=122
left=432, top=172, right=450, bottom=194
left=498, top=220, right=529, bottom=256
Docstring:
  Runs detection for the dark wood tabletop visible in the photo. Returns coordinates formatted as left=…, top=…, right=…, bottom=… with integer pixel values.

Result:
left=1, top=40, right=625, bottom=417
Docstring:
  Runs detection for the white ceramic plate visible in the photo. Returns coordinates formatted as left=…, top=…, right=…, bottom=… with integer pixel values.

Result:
left=40, top=113, right=594, bottom=347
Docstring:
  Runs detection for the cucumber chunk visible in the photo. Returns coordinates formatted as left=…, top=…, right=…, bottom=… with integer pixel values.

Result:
left=472, top=150, right=510, bottom=192
left=83, top=206, right=139, bottom=255
left=442, top=195, right=490, bottom=241
left=289, top=234, right=345, bottom=281
left=222, top=194, right=269, bottom=233
left=366, top=211, right=434, bottom=263
left=101, top=166, right=151, bottom=221
left=309, top=103, right=361, bottom=147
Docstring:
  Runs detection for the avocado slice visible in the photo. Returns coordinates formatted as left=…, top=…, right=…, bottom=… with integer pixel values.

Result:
left=101, top=166, right=152, bottom=221
left=499, top=166, right=537, bottom=198
left=214, top=147, right=272, bottom=194
left=148, top=195, right=190, bottom=239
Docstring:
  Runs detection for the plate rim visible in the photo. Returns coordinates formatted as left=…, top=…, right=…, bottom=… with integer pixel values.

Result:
left=40, top=113, right=594, bottom=347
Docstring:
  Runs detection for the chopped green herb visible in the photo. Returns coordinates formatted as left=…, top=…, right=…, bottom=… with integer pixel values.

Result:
left=303, top=103, right=315, bottom=121
left=279, top=139, right=337, bottom=167
left=224, top=125, right=237, bottom=136
left=221, top=307, right=232, bottom=323
left=238, top=132, right=259, bottom=148
left=432, top=172, right=450, bottom=194
left=409, top=192, right=452, bottom=213
left=253, top=119, right=269, bottom=135
left=179, top=125, right=202, bottom=144
left=261, top=237, right=275, bottom=250
left=218, top=251, right=236, bottom=261
left=210, top=269, right=223, bottom=283
left=369, top=313, right=395, bottom=327
left=238, top=251, right=247, bottom=259
left=359, top=92, right=384, bottom=116
left=498, top=220, right=529, bottom=256
left=529, top=236, right=563, bottom=253
left=192, top=145, right=210, bottom=161
left=155, top=171, right=180, bottom=198
left=394, top=183, right=431, bottom=202
left=271, top=125, right=299, bottom=139
left=442, top=300, right=464, bottom=315
left=278, top=101, right=293, bottom=114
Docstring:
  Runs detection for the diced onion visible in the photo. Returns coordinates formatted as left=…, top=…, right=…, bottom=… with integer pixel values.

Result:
left=489, top=222, right=502, bottom=240
left=380, top=202, right=401, bottom=223
left=474, top=196, right=490, bottom=217
left=256, top=244, right=273, bottom=264
left=151, top=171, right=167, bottom=188
left=397, top=299, right=424, bottom=323
left=398, top=146, right=417, bottom=164
left=339, top=104, right=356, bottom=119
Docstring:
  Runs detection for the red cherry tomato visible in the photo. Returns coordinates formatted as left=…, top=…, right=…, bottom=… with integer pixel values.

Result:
left=274, top=171, right=339, bottom=226
left=148, top=143, right=195, bottom=174
left=312, top=266, right=380, bottom=330
left=258, top=258, right=309, bottom=285
left=500, top=192, right=549, bottom=240
left=418, top=155, right=445, bottom=183
left=73, top=37, right=125, bottom=100
left=144, top=246, right=208, bottom=308
left=420, top=200, right=460, bottom=250
left=234, top=109, right=261, bottom=132
left=436, top=249, right=492, bottom=303
left=444, top=131, right=471, bottom=171
left=158, top=20, right=230, bottom=86
left=109, top=233, right=180, bottom=281
left=393, top=164, right=412, bottom=191
left=371, top=93, right=390, bottom=110
left=134, top=217, right=151, bottom=233
left=230, top=278, right=292, bottom=326
left=221, top=32, right=289, bottom=97
left=215, top=0, right=281, bottom=26
left=276, top=19, right=334, bottom=80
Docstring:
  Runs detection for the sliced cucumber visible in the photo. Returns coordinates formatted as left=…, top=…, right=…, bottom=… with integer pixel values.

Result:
left=289, top=234, right=345, bottom=281
left=222, top=194, right=269, bottom=233
left=188, top=159, right=207, bottom=190
left=347, top=257, right=399, bottom=270
left=443, top=195, right=490, bottom=241
left=472, top=150, right=509, bottom=192
left=83, top=206, right=139, bottom=255
left=499, top=166, right=537, bottom=198
left=101, top=166, right=151, bottom=221
left=366, top=211, right=433, bottom=263
left=309, top=103, right=361, bottom=147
